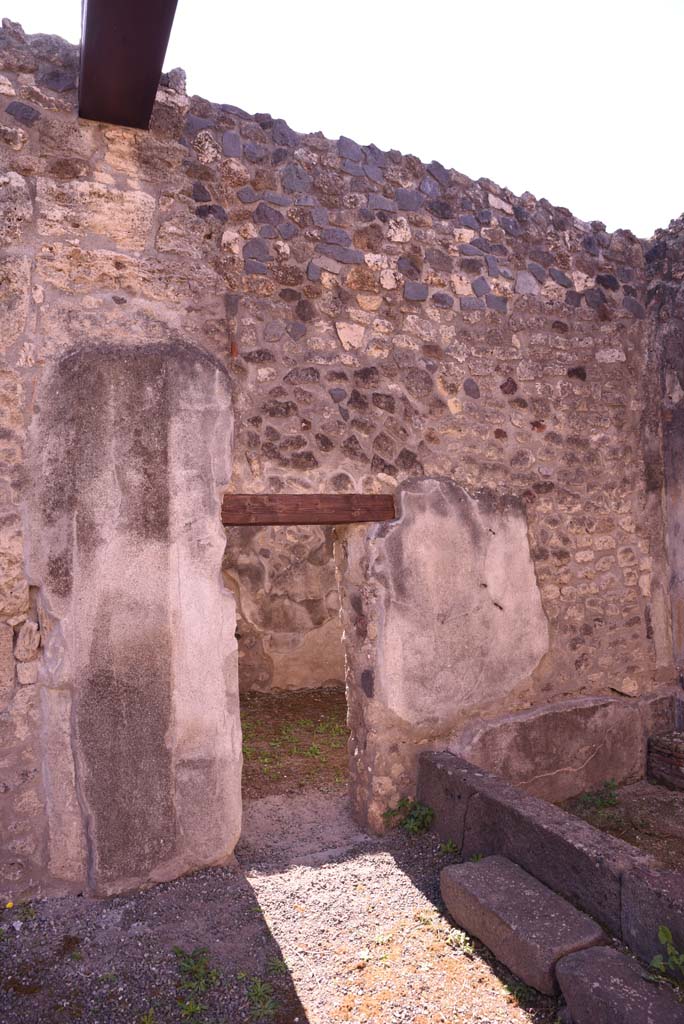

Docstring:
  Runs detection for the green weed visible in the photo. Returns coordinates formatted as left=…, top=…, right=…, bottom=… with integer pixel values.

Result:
left=267, top=955, right=288, bottom=976
left=651, top=924, right=684, bottom=981
left=18, top=902, right=36, bottom=922
left=382, top=797, right=434, bottom=835
left=178, top=998, right=205, bottom=1020
left=504, top=978, right=536, bottom=1002
left=576, top=779, right=618, bottom=811
left=247, top=976, right=278, bottom=1020
left=446, top=927, right=474, bottom=955
left=172, top=945, right=219, bottom=994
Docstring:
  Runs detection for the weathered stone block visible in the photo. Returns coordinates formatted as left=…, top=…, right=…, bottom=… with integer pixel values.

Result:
left=556, top=946, right=684, bottom=1024
left=0, top=255, right=31, bottom=347
left=416, top=751, right=472, bottom=849
left=36, top=179, right=155, bottom=251
left=419, top=752, right=654, bottom=935
left=0, top=513, right=29, bottom=622
left=621, top=866, right=684, bottom=967
left=0, top=171, right=33, bottom=245
left=16, top=661, right=38, bottom=686
left=0, top=621, right=15, bottom=710
left=449, top=696, right=649, bottom=802
left=441, top=856, right=605, bottom=994
left=649, top=731, right=684, bottom=790
left=14, top=620, right=39, bottom=661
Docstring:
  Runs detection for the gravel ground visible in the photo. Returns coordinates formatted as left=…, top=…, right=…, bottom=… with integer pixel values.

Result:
left=1, top=793, right=560, bottom=1024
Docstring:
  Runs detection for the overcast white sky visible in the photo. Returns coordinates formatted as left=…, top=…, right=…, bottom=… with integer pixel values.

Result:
left=5, top=1, right=683, bottom=238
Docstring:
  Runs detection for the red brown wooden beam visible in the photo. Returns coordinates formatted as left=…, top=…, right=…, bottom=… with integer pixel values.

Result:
left=221, top=493, right=396, bottom=527
left=79, top=0, right=179, bottom=129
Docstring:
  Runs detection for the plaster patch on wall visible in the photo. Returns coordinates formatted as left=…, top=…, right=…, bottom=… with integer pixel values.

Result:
left=371, top=478, right=549, bottom=728
left=25, top=341, right=240, bottom=895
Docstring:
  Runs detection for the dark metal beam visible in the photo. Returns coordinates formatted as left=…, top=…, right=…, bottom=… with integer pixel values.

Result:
left=222, top=493, right=396, bottom=527
left=79, top=0, right=179, bottom=129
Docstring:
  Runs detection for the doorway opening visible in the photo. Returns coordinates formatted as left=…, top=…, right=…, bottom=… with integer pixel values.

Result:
left=222, top=522, right=349, bottom=804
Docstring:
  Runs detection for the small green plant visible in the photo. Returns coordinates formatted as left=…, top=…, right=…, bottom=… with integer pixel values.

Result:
left=314, top=717, right=345, bottom=737
left=382, top=797, right=434, bottom=835
left=18, top=902, right=36, bottom=922
left=504, top=978, right=536, bottom=1002
left=267, top=955, right=288, bottom=976
left=470, top=852, right=485, bottom=862
left=173, top=946, right=219, bottom=994
left=445, top=927, right=474, bottom=955
left=414, top=909, right=435, bottom=926
left=178, top=998, right=205, bottom=1020
left=651, top=925, right=684, bottom=981
left=439, top=840, right=458, bottom=855
left=304, top=743, right=322, bottom=759
left=247, top=976, right=277, bottom=1020
left=279, top=723, right=296, bottom=742
left=138, top=1011, right=157, bottom=1024
left=576, top=779, right=618, bottom=811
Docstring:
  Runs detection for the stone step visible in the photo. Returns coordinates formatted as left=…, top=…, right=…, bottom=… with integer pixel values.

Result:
left=440, top=855, right=605, bottom=994
left=556, top=946, right=684, bottom=1023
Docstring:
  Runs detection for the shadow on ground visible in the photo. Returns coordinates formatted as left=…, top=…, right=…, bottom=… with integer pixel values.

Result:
left=0, top=866, right=309, bottom=1024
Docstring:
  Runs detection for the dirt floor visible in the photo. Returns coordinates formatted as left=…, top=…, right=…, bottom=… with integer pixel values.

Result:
left=240, top=687, right=349, bottom=800
left=1, top=690, right=562, bottom=1024
left=562, top=777, right=684, bottom=871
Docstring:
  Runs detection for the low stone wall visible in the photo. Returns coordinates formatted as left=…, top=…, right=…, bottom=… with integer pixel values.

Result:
left=418, top=750, right=684, bottom=964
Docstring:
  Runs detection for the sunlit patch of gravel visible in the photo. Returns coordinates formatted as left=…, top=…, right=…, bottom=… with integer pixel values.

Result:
left=1, top=793, right=559, bottom=1024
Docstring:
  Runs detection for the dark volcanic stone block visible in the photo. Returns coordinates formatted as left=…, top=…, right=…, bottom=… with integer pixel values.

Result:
left=648, top=732, right=684, bottom=790
left=621, top=865, right=684, bottom=967
left=396, top=188, right=423, bottom=211
left=281, top=163, right=312, bottom=193
left=6, top=100, right=41, bottom=126
left=550, top=267, right=573, bottom=288
left=441, top=856, right=605, bottom=994
left=556, top=946, right=684, bottom=1024
left=38, top=67, right=77, bottom=92
left=460, top=296, right=485, bottom=311
left=222, top=130, right=241, bottom=157
left=404, top=281, right=428, bottom=301
left=338, top=135, right=362, bottom=161
left=314, top=243, right=364, bottom=264
left=623, top=295, right=646, bottom=318
left=486, top=294, right=507, bottom=313
left=418, top=752, right=655, bottom=936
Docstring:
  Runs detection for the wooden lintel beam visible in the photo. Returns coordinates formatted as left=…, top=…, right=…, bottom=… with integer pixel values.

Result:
left=222, top=493, right=396, bottom=527
left=79, top=0, right=179, bottom=129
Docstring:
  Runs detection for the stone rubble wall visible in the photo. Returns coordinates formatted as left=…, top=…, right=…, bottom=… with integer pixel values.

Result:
left=0, top=18, right=678, bottom=894
left=222, top=523, right=344, bottom=692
